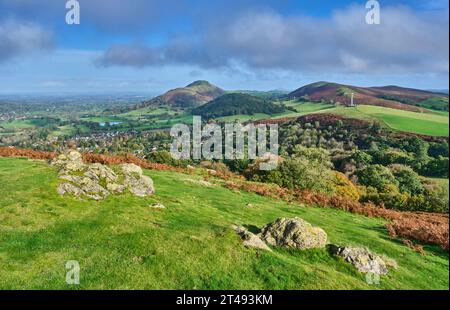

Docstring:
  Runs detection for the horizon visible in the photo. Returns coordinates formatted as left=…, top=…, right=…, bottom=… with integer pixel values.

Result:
left=0, top=0, right=449, bottom=93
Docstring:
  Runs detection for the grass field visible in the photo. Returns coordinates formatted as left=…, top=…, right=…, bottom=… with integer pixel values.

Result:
left=324, top=105, right=449, bottom=137
left=0, top=157, right=448, bottom=290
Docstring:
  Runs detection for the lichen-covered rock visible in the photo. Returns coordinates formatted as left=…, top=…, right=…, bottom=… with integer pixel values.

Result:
left=233, top=225, right=272, bottom=251
left=106, top=182, right=125, bottom=193
left=260, top=217, right=327, bottom=249
left=328, top=245, right=393, bottom=275
left=53, top=151, right=155, bottom=200
left=51, top=151, right=85, bottom=173
left=57, top=182, right=84, bottom=197
left=121, top=163, right=154, bottom=197
left=121, top=163, right=143, bottom=176
left=87, top=163, right=118, bottom=182
left=124, top=174, right=155, bottom=197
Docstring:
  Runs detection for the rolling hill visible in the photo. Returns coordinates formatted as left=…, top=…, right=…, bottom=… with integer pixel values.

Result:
left=192, top=93, right=288, bottom=119
left=136, top=80, right=225, bottom=110
left=287, top=82, right=449, bottom=112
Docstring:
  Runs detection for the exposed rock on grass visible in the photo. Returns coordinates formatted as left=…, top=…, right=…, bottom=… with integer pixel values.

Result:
left=233, top=225, right=272, bottom=251
left=260, top=217, right=328, bottom=249
left=150, top=203, right=166, bottom=210
left=328, top=245, right=395, bottom=275
left=52, top=151, right=155, bottom=200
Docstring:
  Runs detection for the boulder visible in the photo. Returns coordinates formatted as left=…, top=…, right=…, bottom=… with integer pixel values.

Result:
left=328, top=245, right=393, bottom=275
left=121, top=163, right=143, bottom=176
left=53, top=151, right=155, bottom=200
left=233, top=225, right=272, bottom=251
left=260, top=217, right=327, bottom=249
left=124, top=174, right=155, bottom=197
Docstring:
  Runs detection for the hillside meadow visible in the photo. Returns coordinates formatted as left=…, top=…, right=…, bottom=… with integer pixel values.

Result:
left=325, top=105, right=449, bottom=137
left=0, top=157, right=448, bottom=290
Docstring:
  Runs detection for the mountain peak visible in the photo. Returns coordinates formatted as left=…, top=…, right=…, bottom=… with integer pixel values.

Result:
left=186, top=80, right=212, bottom=88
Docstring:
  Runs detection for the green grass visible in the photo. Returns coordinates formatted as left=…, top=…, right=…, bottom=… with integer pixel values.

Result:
left=324, top=105, right=449, bottom=137
left=0, top=157, right=448, bottom=290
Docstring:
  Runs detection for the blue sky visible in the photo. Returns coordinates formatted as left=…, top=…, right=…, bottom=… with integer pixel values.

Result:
left=0, top=0, right=448, bottom=94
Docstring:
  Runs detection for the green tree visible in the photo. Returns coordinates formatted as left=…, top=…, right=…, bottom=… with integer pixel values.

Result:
left=356, top=164, right=397, bottom=192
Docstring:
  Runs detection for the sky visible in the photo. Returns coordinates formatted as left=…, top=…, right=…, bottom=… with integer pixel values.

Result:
left=0, top=0, right=448, bottom=94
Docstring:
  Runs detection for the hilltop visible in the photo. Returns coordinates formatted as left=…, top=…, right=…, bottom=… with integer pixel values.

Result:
left=192, top=93, right=288, bottom=119
left=136, top=80, right=225, bottom=110
left=287, top=82, right=449, bottom=112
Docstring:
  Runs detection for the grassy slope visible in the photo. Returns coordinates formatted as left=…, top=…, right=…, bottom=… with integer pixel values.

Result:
left=0, top=158, right=448, bottom=290
left=323, top=105, right=449, bottom=137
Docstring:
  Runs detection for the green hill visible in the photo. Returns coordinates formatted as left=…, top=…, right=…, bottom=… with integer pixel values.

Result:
left=0, top=157, right=448, bottom=289
left=136, top=80, right=225, bottom=110
left=192, top=93, right=288, bottom=119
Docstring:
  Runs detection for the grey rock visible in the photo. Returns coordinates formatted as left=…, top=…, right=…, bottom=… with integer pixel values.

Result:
left=124, top=174, right=155, bottom=197
left=233, top=225, right=272, bottom=251
left=329, top=245, right=393, bottom=275
left=53, top=151, right=154, bottom=200
left=260, top=217, right=327, bottom=249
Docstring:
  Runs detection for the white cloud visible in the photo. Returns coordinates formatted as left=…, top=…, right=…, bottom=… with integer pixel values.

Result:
left=0, top=20, right=53, bottom=63
left=97, top=5, right=449, bottom=76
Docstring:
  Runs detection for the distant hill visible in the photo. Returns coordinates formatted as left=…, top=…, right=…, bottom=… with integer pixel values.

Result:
left=136, top=80, right=225, bottom=110
left=230, top=90, right=289, bottom=101
left=288, top=82, right=449, bottom=112
left=192, top=93, right=288, bottom=119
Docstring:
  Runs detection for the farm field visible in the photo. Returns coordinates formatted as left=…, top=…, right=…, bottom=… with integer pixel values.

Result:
left=0, top=157, right=448, bottom=290
left=322, top=105, right=449, bottom=137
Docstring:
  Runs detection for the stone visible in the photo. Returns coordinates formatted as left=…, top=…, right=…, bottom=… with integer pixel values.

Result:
left=121, top=163, right=143, bottom=176
left=150, top=203, right=166, bottom=210
left=106, top=183, right=125, bottom=193
left=57, top=183, right=84, bottom=197
left=328, top=245, right=392, bottom=275
left=53, top=151, right=155, bottom=200
left=124, top=174, right=155, bottom=197
left=260, top=217, right=327, bottom=249
left=87, top=163, right=118, bottom=182
left=233, top=225, right=272, bottom=251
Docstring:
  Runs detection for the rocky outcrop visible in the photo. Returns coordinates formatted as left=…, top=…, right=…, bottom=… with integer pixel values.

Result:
left=328, top=245, right=395, bottom=275
left=233, top=225, right=272, bottom=251
left=121, top=164, right=155, bottom=197
left=52, top=151, right=155, bottom=200
left=260, top=217, right=327, bottom=249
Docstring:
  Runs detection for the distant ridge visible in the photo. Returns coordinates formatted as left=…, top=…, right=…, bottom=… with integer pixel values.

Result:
left=288, top=82, right=449, bottom=112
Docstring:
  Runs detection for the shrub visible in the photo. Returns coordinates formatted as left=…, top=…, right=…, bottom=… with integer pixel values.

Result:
left=246, top=147, right=335, bottom=194
left=332, top=171, right=360, bottom=201
left=355, top=164, right=397, bottom=192
left=389, top=164, right=424, bottom=195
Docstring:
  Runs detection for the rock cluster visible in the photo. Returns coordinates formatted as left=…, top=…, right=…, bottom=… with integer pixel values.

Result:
left=328, top=245, right=396, bottom=275
left=234, top=217, right=397, bottom=276
left=260, top=217, right=328, bottom=250
left=52, top=151, right=154, bottom=200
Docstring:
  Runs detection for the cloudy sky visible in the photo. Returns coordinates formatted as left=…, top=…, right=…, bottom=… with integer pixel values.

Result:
left=0, top=0, right=448, bottom=94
